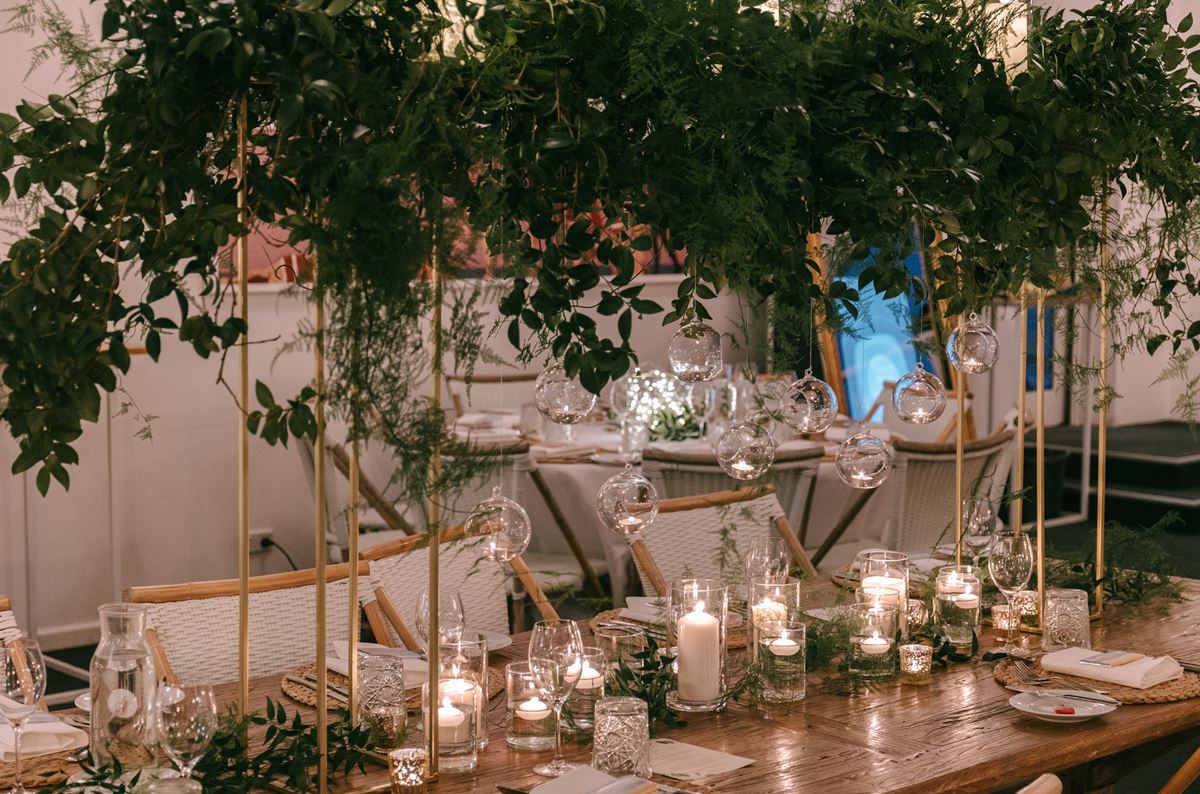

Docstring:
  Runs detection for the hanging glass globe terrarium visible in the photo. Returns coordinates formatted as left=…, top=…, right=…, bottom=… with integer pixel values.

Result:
left=716, top=420, right=777, bottom=480
left=597, top=465, right=660, bottom=535
left=835, top=430, right=893, bottom=489
left=464, top=486, right=532, bottom=562
left=892, top=363, right=947, bottom=424
left=781, top=370, right=838, bottom=433
left=667, top=321, right=723, bottom=383
left=534, top=363, right=598, bottom=424
left=946, top=312, right=1000, bottom=374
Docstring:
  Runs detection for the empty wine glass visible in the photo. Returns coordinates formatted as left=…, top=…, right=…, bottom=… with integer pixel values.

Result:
left=414, top=589, right=465, bottom=648
left=988, top=529, right=1034, bottom=654
left=0, top=639, right=47, bottom=794
left=743, top=536, right=789, bottom=615
left=527, top=619, right=585, bottom=777
left=156, top=684, right=218, bottom=778
left=962, top=497, right=997, bottom=567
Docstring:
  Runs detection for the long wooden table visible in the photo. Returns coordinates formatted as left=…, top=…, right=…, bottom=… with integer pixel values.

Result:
left=235, top=580, right=1200, bottom=793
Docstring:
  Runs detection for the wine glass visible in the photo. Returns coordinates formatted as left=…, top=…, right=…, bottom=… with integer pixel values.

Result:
left=0, top=639, right=47, bottom=794
left=988, top=528, right=1034, bottom=654
left=527, top=619, right=585, bottom=777
left=156, top=683, right=218, bottom=778
left=414, top=589, right=465, bottom=648
left=961, top=497, right=997, bottom=566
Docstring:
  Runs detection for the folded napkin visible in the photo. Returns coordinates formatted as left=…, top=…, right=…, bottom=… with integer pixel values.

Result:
left=619, top=597, right=665, bottom=625
left=1017, top=774, right=1063, bottom=794
left=531, top=443, right=598, bottom=457
left=1041, top=647, right=1183, bottom=690
left=455, top=428, right=523, bottom=444
left=0, top=716, right=86, bottom=762
left=531, top=766, right=655, bottom=794
left=331, top=641, right=422, bottom=661
left=456, top=413, right=503, bottom=429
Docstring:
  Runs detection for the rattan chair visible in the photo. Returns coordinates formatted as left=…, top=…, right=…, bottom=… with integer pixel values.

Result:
left=641, top=444, right=824, bottom=544
left=1162, top=746, right=1200, bottom=794
left=0, top=595, right=19, bottom=647
left=628, top=485, right=817, bottom=596
left=445, top=372, right=538, bottom=418
left=882, top=429, right=1015, bottom=552
left=360, top=525, right=559, bottom=651
left=124, top=563, right=369, bottom=686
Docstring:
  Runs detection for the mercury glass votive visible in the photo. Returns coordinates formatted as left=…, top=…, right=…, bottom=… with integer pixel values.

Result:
left=362, top=704, right=411, bottom=751
left=991, top=604, right=1019, bottom=637
left=505, top=661, right=554, bottom=751
left=564, top=645, right=606, bottom=732
left=848, top=603, right=897, bottom=678
left=1011, top=589, right=1040, bottom=630
left=899, top=643, right=933, bottom=684
left=757, top=619, right=806, bottom=702
left=592, top=697, right=650, bottom=777
left=387, top=747, right=429, bottom=794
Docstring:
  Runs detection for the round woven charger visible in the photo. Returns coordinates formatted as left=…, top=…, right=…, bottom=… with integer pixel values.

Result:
left=589, top=609, right=747, bottom=650
left=282, top=662, right=505, bottom=710
left=993, top=657, right=1200, bottom=704
left=0, top=749, right=78, bottom=788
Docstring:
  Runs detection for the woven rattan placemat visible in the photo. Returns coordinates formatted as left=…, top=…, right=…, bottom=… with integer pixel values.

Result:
left=282, top=662, right=504, bottom=710
left=589, top=609, right=748, bottom=650
left=993, top=657, right=1200, bottom=704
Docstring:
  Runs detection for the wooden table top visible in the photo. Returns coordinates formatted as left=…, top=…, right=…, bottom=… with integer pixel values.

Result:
left=233, top=580, right=1200, bottom=793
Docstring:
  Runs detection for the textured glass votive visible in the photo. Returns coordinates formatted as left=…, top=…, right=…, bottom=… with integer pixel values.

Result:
left=848, top=603, right=897, bottom=678
left=592, top=697, right=650, bottom=777
left=934, top=566, right=982, bottom=646
left=505, top=661, right=554, bottom=750
left=899, top=643, right=933, bottom=684
left=388, top=747, right=429, bottom=794
left=422, top=683, right=477, bottom=774
left=564, top=646, right=606, bottom=732
left=363, top=704, right=411, bottom=751
left=757, top=620, right=806, bottom=702
left=991, top=605, right=1019, bottom=634
left=1042, top=588, right=1092, bottom=651
left=439, top=633, right=488, bottom=750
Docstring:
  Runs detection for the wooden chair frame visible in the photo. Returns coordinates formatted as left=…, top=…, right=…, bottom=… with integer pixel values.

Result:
left=445, top=371, right=538, bottom=417
left=628, top=485, right=818, bottom=596
left=327, top=443, right=415, bottom=535
left=0, top=594, right=43, bottom=709
left=359, top=524, right=559, bottom=652
left=124, top=562, right=369, bottom=685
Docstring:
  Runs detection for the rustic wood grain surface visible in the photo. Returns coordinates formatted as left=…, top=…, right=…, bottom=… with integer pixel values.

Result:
left=225, top=579, right=1200, bottom=793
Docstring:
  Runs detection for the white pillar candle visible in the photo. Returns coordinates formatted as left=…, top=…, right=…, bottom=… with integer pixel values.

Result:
left=515, top=697, right=551, bottom=721
left=437, top=697, right=469, bottom=744
left=768, top=638, right=800, bottom=657
left=676, top=600, right=721, bottom=702
left=860, top=635, right=890, bottom=655
left=860, top=586, right=900, bottom=607
left=861, top=575, right=906, bottom=599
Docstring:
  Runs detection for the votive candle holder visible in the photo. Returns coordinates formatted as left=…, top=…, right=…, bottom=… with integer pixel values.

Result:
left=756, top=619, right=806, bottom=702
left=899, top=643, right=933, bottom=684
left=848, top=603, right=897, bottom=678
left=748, top=579, right=803, bottom=660
left=505, top=661, right=554, bottom=751
left=666, top=578, right=728, bottom=713
left=422, top=682, right=477, bottom=774
left=438, top=632, right=488, bottom=750
left=593, top=625, right=646, bottom=671
left=387, top=747, right=429, bottom=794
left=592, top=697, right=650, bottom=777
left=934, top=565, right=982, bottom=646
left=564, top=645, right=606, bottom=732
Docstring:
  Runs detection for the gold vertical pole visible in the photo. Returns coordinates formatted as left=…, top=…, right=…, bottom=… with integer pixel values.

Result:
left=1095, top=188, right=1110, bottom=616
left=428, top=227, right=443, bottom=774
left=1035, top=289, right=1046, bottom=629
left=955, top=353, right=966, bottom=566
left=1013, top=292, right=1027, bottom=534
left=235, top=95, right=251, bottom=716
left=348, top=437, right=360, bottom=718
left=313, top=257, right=329, bottom=793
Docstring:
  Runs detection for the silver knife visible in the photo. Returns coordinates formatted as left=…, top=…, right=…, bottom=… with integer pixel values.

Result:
left=286, top=675, right=350, bottom=704
left=1179, top=660, right=1200, bottom=673
left=1007, top=686, right=1120, bottom=705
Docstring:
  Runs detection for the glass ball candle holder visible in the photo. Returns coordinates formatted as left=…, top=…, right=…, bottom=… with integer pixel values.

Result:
left=464, top=486, right=531, bottom=563
left=716, top=421, right=776, bottom=479
left=438, top=633, right=487, bottom=750
left=534, top=363, right=598, bottom=425
left=848, top=603, right=898, bottom=678
left=899, top=643, right=933, bottom=685
left=858, top=550, right=909, bottom=634
left=564, top=646, right=606, bottom=733
left=892, top=363, right=947, bottom=424
left=757, top=619, right=806, bottom=703
left=505, top=662, right=554, bottom=751
left=946, top=312, right=1000, bottom=374
left=836, top=431, right=893, bottom=489
left=592, top=697, right=651, bottom=777
left=666, top=579, right=728, bottom=713
left=387, top=747, right=429, bottom=794
left=934, top=566, right=982, bottom=646
left=668, top=321, right=723, bottom=382
left=597, top=465, right=659, bottom=535
left=421, top=683, right=476, bottom=774
left=781, top=371, right=838, bottom=434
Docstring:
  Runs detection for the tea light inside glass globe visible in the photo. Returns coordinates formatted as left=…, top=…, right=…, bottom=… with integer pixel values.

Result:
left=534, top=363, right=598, bottom=424
left=892, top=363, right=947, bottom=424
left=464, top=486, right=531, bottom=563
left=668, top=321, right=723, bottom=382
left=835, top=431, right=893, bottom=489
left=597, top=465, right=659, bottom=535
left=781, top=371, right=838, bottom=433
left=716, top=421, right=776, bottom=480
left=946, top=312, right=1000, bottom=374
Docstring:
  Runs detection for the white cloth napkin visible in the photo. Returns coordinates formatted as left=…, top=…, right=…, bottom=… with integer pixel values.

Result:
left=1041, top=647, right=1183, bottom=689
left=327, top=642, right=427, bottom=684
left=530, top=766, right=655, bottom=794
left=1017, top=773, right=1063, bottom=794
left=0, top=716, right=86, bottom=762
left=619, top=597, right=665, bottom=625
left=648, top=738, right=753, bottom=780
left=531, top=443, right=598, bottom=457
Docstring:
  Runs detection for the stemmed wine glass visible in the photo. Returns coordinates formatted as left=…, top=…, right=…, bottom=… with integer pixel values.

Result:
left=156, top=683, right=218, bottom=778
left=0, top=639, right=47, bottom=794
left=744, top=536, right=789, bottom=611
left=988, top=528, right=1034, bottom=654
left=414, top=589, right=465, bottom=648
left=527, top=619, right=584, bottom=777
left=962, top=497, right=997, bottom=567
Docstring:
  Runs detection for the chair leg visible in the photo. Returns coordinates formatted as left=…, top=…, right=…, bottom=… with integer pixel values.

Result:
left=812, top=489, right=876, bottom=568
left=1160, top=743, right=1200, bottom=794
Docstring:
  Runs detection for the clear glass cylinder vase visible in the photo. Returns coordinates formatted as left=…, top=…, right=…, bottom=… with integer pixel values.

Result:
left=666, top=579, right=727, bottom=713
left=90, top=603, right=158, bottom=767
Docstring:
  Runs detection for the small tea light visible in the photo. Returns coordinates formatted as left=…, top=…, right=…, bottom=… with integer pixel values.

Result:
left=953, top=590, right=980, bottom=609
left=992, top=604, right=1019, bottom=633
left=860, top=635, right=890, bottom=655
left=768, top=637, right=801, bottom=657
left=437, top=696, right=469, bottom=744
left=899, top=643, right=933, bottom=683
left=388, top=747, right=428, bottom=794
left=516, top=697, right=551, bottom=721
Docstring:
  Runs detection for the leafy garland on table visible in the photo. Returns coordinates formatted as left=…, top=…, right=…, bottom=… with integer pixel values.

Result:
left=52, top=699, right=371, bottom=793
left=3, top=0, right=1200, bottom=489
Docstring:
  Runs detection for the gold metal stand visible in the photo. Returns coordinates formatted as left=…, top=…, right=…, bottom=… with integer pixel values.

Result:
left=313, top=256, right=329, bottom=793
left=955, top=347, right=966, bottom=566
left=1012, top=291, right=1027, bottom=536
left=348, top=436, right=360, bottom=718
left=1035, top=289, right=1046, bottom=630
left=428, top=229, right=443, bottom=775
left=236, top=95, right=251, bottom=716
left=1095, top=190, right=1110, bottom=617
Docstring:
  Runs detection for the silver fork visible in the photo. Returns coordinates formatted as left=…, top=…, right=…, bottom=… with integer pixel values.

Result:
left=1010, top=658, right=1109, bottom=695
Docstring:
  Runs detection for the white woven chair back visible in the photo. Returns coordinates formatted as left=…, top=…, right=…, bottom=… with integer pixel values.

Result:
left=632, top=492, right=786, bottom=593
left=883, top=432, right=1014, bottom=552
left=145, top=579, right=354, bottom=686
left=0, top=611, right=21, bottom=646
left=369, top=536, right=510, bottom=646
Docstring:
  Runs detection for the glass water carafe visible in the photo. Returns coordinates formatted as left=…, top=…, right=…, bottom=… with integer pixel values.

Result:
left=90, top=603, right=158, bottom=767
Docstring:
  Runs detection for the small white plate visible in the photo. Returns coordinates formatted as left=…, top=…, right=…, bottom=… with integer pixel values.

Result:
left=1008, top=690, right=1118, bottom=723
left=74, top=693, right=91, bottom=712
left=470, top=629, right=512, bottom=652
left=589, top=452, right=632, bottom=465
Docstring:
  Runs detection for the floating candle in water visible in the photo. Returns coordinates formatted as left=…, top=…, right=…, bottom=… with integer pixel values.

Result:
left=860, top=635, right=890, bottom=655
left=768, top=638, right=801, bottom=657
left=437, top=697, right=469, bottom=744
left=953, top=592, right=979, bottom=609
left=515, top=697, right=551, bottom=721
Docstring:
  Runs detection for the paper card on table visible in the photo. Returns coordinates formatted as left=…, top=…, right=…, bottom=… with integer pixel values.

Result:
left=648, top=738, right=753, bottom=781
left=1041, top=647, right=1182, bottom=689
left=530, top=766, right=618, bottom=793
left=0, top=718, right=87, bottom=762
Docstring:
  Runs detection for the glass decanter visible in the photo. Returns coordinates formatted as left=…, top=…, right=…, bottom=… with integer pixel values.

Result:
left=90, top=603, right=158, bottom=767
